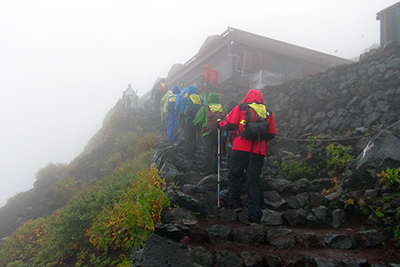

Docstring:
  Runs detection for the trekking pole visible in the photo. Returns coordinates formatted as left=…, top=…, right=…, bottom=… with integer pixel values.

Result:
left=217, top=125, right=221, bottom=208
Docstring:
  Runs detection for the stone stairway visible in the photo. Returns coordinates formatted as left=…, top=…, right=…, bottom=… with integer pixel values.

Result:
left=130, top=143, right=400, bottom=267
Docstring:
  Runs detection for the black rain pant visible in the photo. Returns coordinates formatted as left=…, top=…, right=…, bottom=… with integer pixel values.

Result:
left=228, top=149, right=264, bottom=224
left=184, top=120, right=197, bottom=160
left=202, top=131, right=218, bottom=174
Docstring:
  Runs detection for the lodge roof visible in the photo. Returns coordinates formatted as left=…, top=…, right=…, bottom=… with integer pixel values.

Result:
left=377, top=1, right=400, bottom=19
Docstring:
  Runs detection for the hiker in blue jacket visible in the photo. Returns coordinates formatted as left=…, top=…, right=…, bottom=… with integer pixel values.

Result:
left=175, top=87, right=189, bottom=143
left=166, top=85, right=181, bottom=144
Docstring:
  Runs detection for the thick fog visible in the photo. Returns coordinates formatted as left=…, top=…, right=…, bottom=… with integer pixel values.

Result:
left=0, top=0, right=397, bottom=207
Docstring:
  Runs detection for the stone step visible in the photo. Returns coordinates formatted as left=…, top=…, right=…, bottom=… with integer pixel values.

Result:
left=134, top=222, right=400, bottom=267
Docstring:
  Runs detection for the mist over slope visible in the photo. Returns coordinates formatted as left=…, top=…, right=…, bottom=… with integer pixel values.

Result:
left=0, top=42, right=400, bottom=266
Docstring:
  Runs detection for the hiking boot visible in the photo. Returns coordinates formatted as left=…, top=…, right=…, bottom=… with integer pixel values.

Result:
left=230, top=203, right=243, bottom=212
left=244, top=219, right=260, bottom=226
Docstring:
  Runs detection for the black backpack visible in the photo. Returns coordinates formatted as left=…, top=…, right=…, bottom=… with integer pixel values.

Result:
left=186, top=94, right=202, bottom=119
left=239, top=103, right=270, bottom=153
left=167, top=94, right=177, bottom=112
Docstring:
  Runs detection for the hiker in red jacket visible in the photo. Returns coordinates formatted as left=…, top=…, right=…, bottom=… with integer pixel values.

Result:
left=219, top=89, right=277, bottom=224
left=204, top=65, right=218, bottom=95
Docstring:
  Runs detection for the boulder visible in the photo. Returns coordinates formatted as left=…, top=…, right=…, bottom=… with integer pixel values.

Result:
left=215, top=250, right=243, bottom=267
left=154, top=223, right=190, bottom=242
left=266, top=228, right=295, bottom=249
left=283, top=209, right=307, bottom=226
left=232, top=225, right=265, bottom=246
left=324, top=233, right=354, bottom=249
left=161, top=207, right=196, bottom=224
left=307, top=206, right=331, bottom=227
left=205, top=224, right=232, bottom=241
left=219, top=208, right=238, bottom=222
left=260, top=209, right=282, bottom=226
left=165, top=188, right=208, bottom=217
left=240, top=250, right=264, bottom=267
left=190, top=246, right=214, bottom=267
left=264, top=178, right=293, bottom=192
left=332, top=209, right=346, bottom=228
left=265, top=254, right=281, bottom=267
left=131, top=233, right=198, bottom=267
left=287, top=192, right=309, bottom=209
left=355, top=229, right=387, bottom=247
left=292, top=178, right=311, bottom=193
left=296, top=232, right=325, bottom=249
left=263, top=190, right=286, bottom=209
left=345, top=121, right=400, bottom=191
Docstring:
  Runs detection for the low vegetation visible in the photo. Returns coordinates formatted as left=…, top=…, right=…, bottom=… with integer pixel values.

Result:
left=274, top=143, right=354, bottom=182
left=0, top=109, right=167, bottom=267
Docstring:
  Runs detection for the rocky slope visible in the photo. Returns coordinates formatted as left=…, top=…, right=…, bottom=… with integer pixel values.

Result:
left=0, top=42, right=400, bottom=266
left=130, top=43, right=400, bottom=266
left=132, top=122, right=400, bottom=267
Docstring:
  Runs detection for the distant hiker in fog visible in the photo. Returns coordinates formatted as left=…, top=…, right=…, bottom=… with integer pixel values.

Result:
left=203, top=65, right=219, bottom=95
left=166, top=85, right=181, bottom=144
left=219, top=89, right=276, bottom=224
left=122, top=84, right=138, bottom=109
left=151, top=78, right=167, bottom=113
left=194, top=92, right=227, bottom=175
left=175, top=87, right=189, bottom=143
left=184, top=86, right=204, bottom=159
left=197, top=83, right=206, bottom=105
left=179, top=81, right=184, bottom=91
left=160, top=88, right=172, bottom=132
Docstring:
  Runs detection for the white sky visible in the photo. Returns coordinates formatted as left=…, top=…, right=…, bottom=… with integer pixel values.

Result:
left=0, top=0, right=397, bottom=207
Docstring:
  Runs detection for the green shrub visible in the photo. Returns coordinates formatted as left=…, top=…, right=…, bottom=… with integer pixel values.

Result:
left=0, top=215, right=61, bottom=267
left=326, top=144, right=354, bottom=177
left=35, top=162, right=67, bottom=181
left=377, top=167, right=400, bottom=190
left=113, top=131, right=141, bottom=157
left=88, top=168, right=170, bottom=252
left=374, top=207, right=384, bottom=218
left=66, top=158, right=81, bottom=177
left=276, top=158, right=318, bottom=181
left=305, top=135, right=322, bottom=148
left=101, top=152, right=123, bottom=173
left=135, top=133, right=159, bottom=155
left=53, top=176, right=78, bottom=201
left=103, top=109, right=126, bottom=133
left=23, top=159, right=141, bottom=266
left=0, top=114, right=164, bottom=266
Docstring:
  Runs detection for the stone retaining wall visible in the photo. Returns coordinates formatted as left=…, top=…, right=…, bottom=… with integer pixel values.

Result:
left=261, top=43, right=400, bottom=139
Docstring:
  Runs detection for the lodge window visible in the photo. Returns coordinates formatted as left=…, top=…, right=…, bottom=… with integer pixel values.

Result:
left=271, top=58, right=303, bottom=80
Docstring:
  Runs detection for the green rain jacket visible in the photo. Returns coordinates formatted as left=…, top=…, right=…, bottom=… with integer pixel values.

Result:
left=160, top=90, right=172, bottom=114
left=193, top=93, right=227, bottom=137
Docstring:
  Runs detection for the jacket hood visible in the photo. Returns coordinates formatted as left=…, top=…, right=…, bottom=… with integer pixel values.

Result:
left=182, top=87, right=189, bottom=94
left=204, top=65, right=210, bottom=70
left=207, top=92, right=219, bottom=104
left=188, top=86, right=198, bottom=95
left=241, top=89, right=264, bottom=104
left=172, top=85, right=181, bottom=94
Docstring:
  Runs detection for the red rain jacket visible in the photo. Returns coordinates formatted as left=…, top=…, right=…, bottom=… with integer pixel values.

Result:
left=204, top=65, right=219, bottom=88
left=219, top=89, right=277, bottom=156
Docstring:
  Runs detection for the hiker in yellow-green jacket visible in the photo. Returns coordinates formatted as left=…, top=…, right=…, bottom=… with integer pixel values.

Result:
left=194, top=93, right=227, bottom=175
left=160, top=89, right=172, bottom=123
